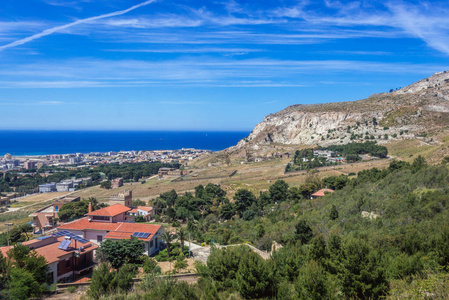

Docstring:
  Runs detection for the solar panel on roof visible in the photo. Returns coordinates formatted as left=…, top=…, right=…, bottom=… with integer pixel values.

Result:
left=138, top=232, right=145, bottom=238
left=36, top=235, right=52, bottom=240
left=53, top=231, right=89, bottom=244
left=141, top=233, right=150, bottom=239
left=58, top=239, right=71, bottom=250
left=132, top=232, right=140, bottom=237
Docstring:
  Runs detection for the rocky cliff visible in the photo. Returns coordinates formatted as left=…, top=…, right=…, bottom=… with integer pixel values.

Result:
left=232, top=71, right=449, bottom=153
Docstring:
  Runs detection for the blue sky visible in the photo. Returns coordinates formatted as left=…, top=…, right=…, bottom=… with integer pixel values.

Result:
left=1, top=0, right=449, bottom=130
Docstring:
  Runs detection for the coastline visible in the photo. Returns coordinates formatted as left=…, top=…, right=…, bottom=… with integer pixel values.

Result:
left=0, top=130, right=249, bottom=156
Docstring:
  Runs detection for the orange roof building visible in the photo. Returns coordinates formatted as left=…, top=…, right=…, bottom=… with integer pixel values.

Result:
left=0, top=235, right=97, bottom=284
left=127, top=206, right=154, bottom=221
left=311, top=188, right=335, bottom=199
left=58, top=216, right=163, bottom=256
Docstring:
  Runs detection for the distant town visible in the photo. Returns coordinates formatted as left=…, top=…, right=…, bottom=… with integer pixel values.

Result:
left=0, top=148, right=211, bottom=172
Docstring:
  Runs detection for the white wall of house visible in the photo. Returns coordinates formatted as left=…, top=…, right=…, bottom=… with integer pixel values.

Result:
left=85, top=230, right=108, bottom=244
left=48, top=261, right=58, bottom=284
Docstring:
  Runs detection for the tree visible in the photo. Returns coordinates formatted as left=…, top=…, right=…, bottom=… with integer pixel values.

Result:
left=97, top=238, right=145, bottom=269
left=295, top=220, right=313, bottom=245
left=177, top=226, right=188, bottom=252
left=160, top=189, right=178, bottom=207
left=100, top=181, right=112, bottom=189
left=220, top=202, right=235, bottom=220
left=269, top=180, right=289, bottom=203
left=143, top=257, right=159, bottom=274
left=160, top=231, right=175, bottom=258
left=236, top=251, right=276, bottom=299
left=132, top=199, right=146, bottom=206
left=4, top=245, right=49, bottom=300
left=7, top=267, right=44, bottom=300
left=208, top=246, right=250, bottom=290
left=295, top=260, right=336, bottom=299
left=174, top=253, right=188, bottom=273
left=111, top=264, right=136, bottom=292
left=87, top=263, right=116, bottom=299
left=340, top=239, right=389, bottom=299
left=329, top=205, right=339, bottom=220
left=234, top=189, right=256, bottom=215
left=412, top=155, right=427, bottom=173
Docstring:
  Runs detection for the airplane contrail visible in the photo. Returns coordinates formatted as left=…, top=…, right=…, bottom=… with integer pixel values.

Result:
left=0, top=0, right=156, bottom=52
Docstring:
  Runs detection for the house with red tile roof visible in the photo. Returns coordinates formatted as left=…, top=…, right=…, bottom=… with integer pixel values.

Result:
left=58, top=203, right=163, bottom=255
left=86, top=203, right=132, bottom=222
left=127, top=206, right=154, bottom=221
left=311, top=188, right=335, bottom=199
left=0, top=235, right=97, bottom=284
left=29, top=196, right=80, bottom=234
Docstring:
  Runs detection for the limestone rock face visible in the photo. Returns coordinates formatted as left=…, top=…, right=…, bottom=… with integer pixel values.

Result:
left=232, top=71, right=449, bottom=152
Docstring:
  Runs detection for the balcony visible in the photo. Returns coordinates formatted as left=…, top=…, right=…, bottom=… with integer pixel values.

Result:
left=74, top=262, right=96, bottom=274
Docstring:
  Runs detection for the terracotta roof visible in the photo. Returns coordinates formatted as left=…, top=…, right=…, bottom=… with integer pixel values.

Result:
left=137, top=206, right=153, bottom=212
left=59, top=217, right=122, bottom=231
left=116, top=222, right=161, bottom=235
left=0, top=236, right=97, bottom=265
left=57, top=217, right=162, bottom=240
left=86, top=204, right=130, bottom=217
left=311, top=188, right=335, bottom=197
left=128, top=208, right=139, bottom=213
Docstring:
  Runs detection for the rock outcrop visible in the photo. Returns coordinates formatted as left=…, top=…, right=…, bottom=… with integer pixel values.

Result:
left=231, top=71, right=449, bottom=153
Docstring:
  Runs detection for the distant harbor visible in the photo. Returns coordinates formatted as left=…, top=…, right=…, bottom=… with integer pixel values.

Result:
left=0, top=130, right=250, bottom=156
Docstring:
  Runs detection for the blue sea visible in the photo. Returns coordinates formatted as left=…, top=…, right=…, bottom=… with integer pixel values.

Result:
left=0, top=131, right=250, bottom=156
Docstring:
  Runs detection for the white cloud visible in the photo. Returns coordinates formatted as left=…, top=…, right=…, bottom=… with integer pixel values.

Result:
left=0, top=57, right=445, bottom=88
left=0, top=0, right=157, bottom=52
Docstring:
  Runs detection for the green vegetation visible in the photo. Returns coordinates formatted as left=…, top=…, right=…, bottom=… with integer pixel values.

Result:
left=136, top=155, right=449, bottom=299
left=286, top=142, right=388, bottom=172
left=286, top=148, right=337, bottom=171
left=325, top=141, right=388, bottom=159
left=0, top=244, right=51, bottom=300
left=58, top=197, right=107, bottom=222
left=87, top=263, right=137, bottom=299
left=96, top=237, right=145, bottom=269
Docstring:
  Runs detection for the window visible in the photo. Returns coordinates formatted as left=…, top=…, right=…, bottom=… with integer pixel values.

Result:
left=97, top=235, right=103, bottom=243
left=92, top=216, right=110, bottom=221
left=55, top=206, right=59, bottom=212
left=65, top=259, right=70, bottom=268
left=150, top=240, right=154, bottom=248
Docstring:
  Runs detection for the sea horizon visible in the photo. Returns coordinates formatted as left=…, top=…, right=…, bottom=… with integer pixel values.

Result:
left=0, top=130, right=250, bottom=156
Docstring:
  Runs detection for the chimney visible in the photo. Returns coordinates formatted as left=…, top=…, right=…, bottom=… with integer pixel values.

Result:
left=88, top=203, right=93, bottom=213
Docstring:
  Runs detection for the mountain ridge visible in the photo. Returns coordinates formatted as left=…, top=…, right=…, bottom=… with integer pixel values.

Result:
left=230, top=71, right=449, bottom=155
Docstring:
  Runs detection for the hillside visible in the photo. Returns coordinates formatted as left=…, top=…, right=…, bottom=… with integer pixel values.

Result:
left=231, top=71, right=449, bottom=157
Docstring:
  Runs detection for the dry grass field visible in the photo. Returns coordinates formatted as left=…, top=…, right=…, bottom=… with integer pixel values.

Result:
left=69, top=155, right=393, bottom=204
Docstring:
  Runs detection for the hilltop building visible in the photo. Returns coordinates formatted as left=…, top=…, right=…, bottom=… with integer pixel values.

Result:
left=158, top=167, right=184, bottom=178
left=109, top=190, right=133, bottom=207
left=111, top=177, right=123, bottom=188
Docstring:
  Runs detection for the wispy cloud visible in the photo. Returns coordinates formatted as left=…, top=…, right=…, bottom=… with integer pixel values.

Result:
left=0, top=0, right=156, bottom=52
left=103, top=47, right=262, bottom=54
left=386, top=2, right=449, bottom=55
left=0, top=57, right=445, bottom=88
left=0, top=100, right=73, bottom=105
